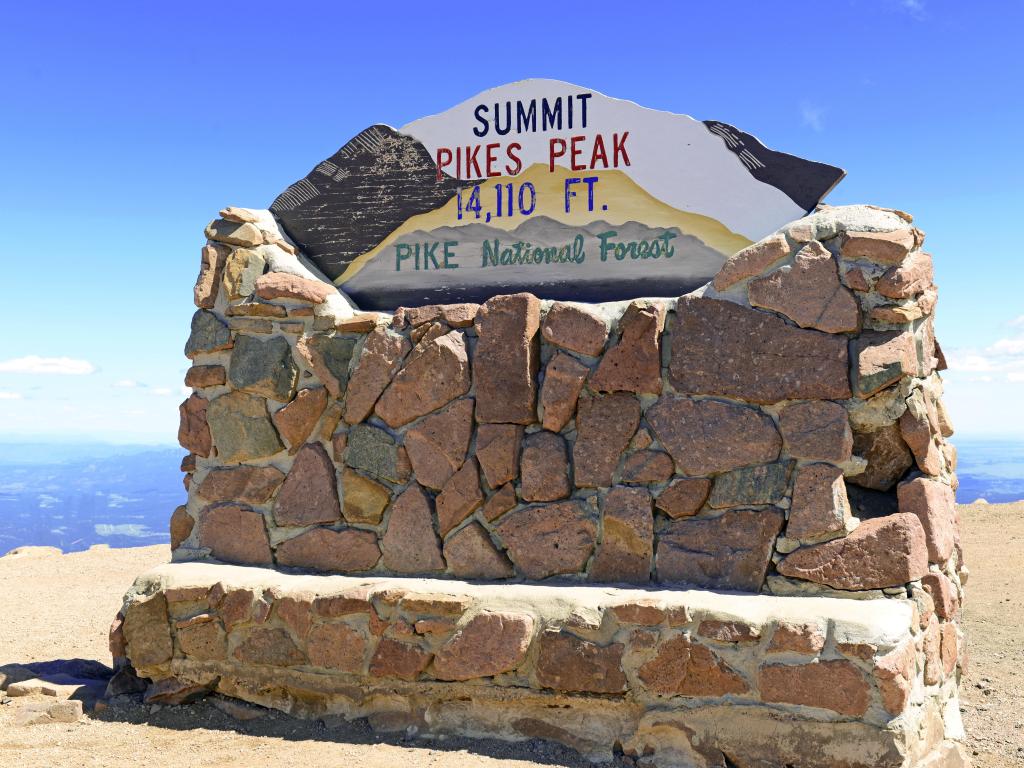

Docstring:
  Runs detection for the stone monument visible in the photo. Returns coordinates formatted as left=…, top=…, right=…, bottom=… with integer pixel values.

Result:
left=112, top=80, right=968, bottom=767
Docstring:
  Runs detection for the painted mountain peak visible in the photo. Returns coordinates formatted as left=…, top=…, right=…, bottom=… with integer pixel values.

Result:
left=270, top=79, right=844, bottom=309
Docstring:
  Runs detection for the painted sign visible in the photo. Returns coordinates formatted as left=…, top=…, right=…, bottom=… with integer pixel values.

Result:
left=270, top=80, right=844, bottom=310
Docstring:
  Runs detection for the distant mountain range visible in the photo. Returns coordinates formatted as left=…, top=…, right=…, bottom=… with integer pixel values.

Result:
left=0, top=444, right=185, bottom=553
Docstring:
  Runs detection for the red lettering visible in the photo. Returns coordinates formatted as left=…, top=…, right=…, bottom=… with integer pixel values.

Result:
left=549, top=138, right=567, bottom=171
left=569, top=135, right=586, bottom=170
left=589, top=135, right=608, bottom=169
left=505, top=142, right=523, bottom=176
left=613, top=132, right=631, bottom=167
left=435, top=147, right=453, bottom=181
left=485, top=143, right=500, bottom=177
left=466, top=145, right=482, bottom=179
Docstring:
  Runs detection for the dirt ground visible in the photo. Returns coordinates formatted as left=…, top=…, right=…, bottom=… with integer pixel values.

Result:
left=0, top=502, right=1021, bottom=767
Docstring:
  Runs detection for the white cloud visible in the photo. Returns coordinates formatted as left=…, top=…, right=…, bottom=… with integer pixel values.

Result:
left=0, top=356, right=96, bottom=375
left=114, top=379, right=139, bottom=388
left=0, top=391, right=23, bottom=400
left=1009, top=315, right=1024, bottom=327
left=149, top=387, right=173, bottom=396
left=800, top=101, right=825, bottom=132
left=897, top=0, right=927, bottom=19
left=946, top=323, right=1024, bottom=379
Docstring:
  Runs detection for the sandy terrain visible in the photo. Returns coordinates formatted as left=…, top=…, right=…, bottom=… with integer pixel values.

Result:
left=1, top=502, right=1021, bottom=767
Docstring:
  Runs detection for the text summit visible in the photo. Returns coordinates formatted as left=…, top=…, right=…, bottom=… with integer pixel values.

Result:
left=434, top=91, right=631, bottom=181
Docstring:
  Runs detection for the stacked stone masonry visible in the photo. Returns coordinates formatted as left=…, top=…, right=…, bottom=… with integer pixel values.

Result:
left=117, top=203, right=967, bottom=767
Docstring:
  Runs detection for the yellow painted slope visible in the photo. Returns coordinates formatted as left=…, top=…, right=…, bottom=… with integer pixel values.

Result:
left=336, top=163, right=753, bottom=284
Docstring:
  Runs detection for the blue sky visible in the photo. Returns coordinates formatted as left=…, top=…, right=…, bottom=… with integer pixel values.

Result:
left=1, top=0, right=1022, bottom=442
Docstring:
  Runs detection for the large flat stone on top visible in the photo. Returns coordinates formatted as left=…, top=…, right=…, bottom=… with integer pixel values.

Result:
left=473, top=293, right=541, bottom=424
left=669, top=296, right=851, bottom=404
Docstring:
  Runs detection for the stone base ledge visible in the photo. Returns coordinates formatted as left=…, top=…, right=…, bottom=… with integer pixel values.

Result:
left=114, top=563, right=967, bottom=767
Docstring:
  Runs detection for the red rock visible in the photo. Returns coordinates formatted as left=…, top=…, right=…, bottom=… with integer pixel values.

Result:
left=254, top=272, right=335, bottom=303
left=341, top=469, right=390, bottom=525
left=535, top=631, right=626, bottom=693
left=520, top=431, right=570, bottom=502
left=109, top=614, right=126, bottom=661
left=443, top=522, right=515, bottom=580
left=272, top=387, right=328, bottom=450
left=670, top=296, right=851, bottom=403
left=272, top=594, right=313, bottom=639
left=922, top=572, right=959, bottom=619
left=698, top=620, right=760, bottom=643
left=194, top=243, right=229, bottom=309
left=177, top=615, right=226, bottom=661
left=307, top=622, right=366, bottom=672
left=198, top=503, right=272, bottom=565
left=655, top=478, right=712, bottom=518
left=849, top=423, right=914, bottom=491
left=122, top=594, right=172, bottom=668
left=169, top=505, right=193, bottom=549
left=398, top=593, right=471, bottom=616
left=539, top=352, right=589, bottom=432
left=787, top=464, right=851, bottom=540
left=778, top=400, right=853, bottom=463
left=713, top=232, right=790, bottom=290
left=573, top=393, right=640, bottom=487
left=482, top=483, right=518, bottom=522
left=844, top=266, right=873, bottom=292
left=343, top=328, right=411, bottom=424
left=541, top=301, right=608, bottom=356
left=620, top=450, right=674, bottom=484
left=375, top=331, right=470, bottom=428
left=940, top=621, right=959, bottom=676
left=397, top=303, right=480, bottom=329
left=778, top=513, right=929, bottom=589
left=638, top=636, right=747, bottom=696
left=496, top=500, right=597, bottom=579
left=381, top=484, right=445, bottom=573
left=332, top=430, right=347, bottom=462
left=232, top=627, right=305, bottom=666
left=433, top=611, right=534, bottom=680
left=840, top=228, right=916, bottom=264
left=436, top=458, right=484, bottom=536
left=333, top=312, right=385, bottom=332
left=922, top=616, right=942, bottom=684
left=473, top=293, right=541, bottom=424
left=875, top=251, right=934, bottom=299
left=440, top=303, right=481, bottom=327
left=403, top=398, right=474, bottom=490
left=899, top=389, right=943, bottom=476
left=185, top=364, right=227, bottom=388
left=590, top=301, right=665, bottom=394
left=178, top=394, right=212, bottom=457
left=609, top=600, right=667, bottom=626
left=874, top=639, right=915, bottom=715
left=767, top=622, right=826, bottom=654
left=851, top=330, right=921, bottom=397
left=897, top=477, right=956, bottom=564
left=275, top=527, right=380, bottom=572
left=657, top=508, right=784, bottom=592
left=759, top=661, right=870, bottom=716
left=475, top=424, right=523, bottom=489
left=368, top=638, right=431, bottom=681
left=647, top=396, right=780, bottom=476
left=197, top=465, right=286, bottom=504
left=273, top=443, right=341, bottom=527
left=590, top=487, right=653, bottom=583
left=748, top=242, right=859, bottom=333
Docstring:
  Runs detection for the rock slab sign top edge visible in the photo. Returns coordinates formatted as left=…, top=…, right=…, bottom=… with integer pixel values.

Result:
left=267, top=79, right=843, bottom=310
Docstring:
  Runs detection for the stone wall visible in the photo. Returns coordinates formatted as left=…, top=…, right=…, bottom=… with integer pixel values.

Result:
left=175, top=204, right=962, bottom=604
left=116, top=201, right=970, bottom=766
